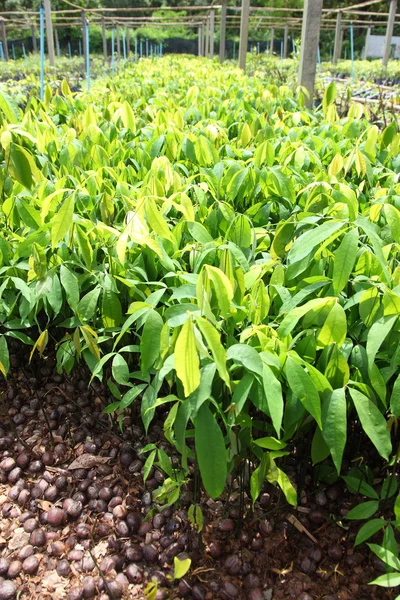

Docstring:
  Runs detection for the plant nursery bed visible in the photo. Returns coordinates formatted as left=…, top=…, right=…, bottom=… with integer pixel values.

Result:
left=0, top=345, right=393, bottom=600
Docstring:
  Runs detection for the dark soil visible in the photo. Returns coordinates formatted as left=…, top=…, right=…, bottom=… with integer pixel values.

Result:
left=0, top=342, right=396, bottom=600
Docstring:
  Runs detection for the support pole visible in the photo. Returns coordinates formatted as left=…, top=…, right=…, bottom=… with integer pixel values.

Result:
left=383, top=0, right=397, bottom=67
left=126, top=28, right=130, bottom=57
left=270, top=27, right=274, bottom=55
left=219, top=0, right=226, bottom=62
left=40, top=5, right=44, bottom=99
left=111, top=27, right=115, bottom=75
left=0, top=18, right=8, bottom=61
left=350, top=21, right=355, bottom=79
left=283, top=24, right=288, bottom=59
left=54, top=26, right=59, bottom=58
left=209, top=9, right=215, bottom=59
left=31, top=22, right=37, bottom=53
left=298, top=0, right=323, bottom=109
left=238, top=0, right=250, bottom=70
left=333, top=11, right=342, bottom=64
left=365, top=26, right=371, bottom=59
left=85, top=18, right=90, bottom=92
left=44, top=0, right=55, bottom=66
left=81, top=10, right=87, bottom=66
left=116, top=24, right=121, bottom=58
left=339, top=28, right=344, bottom=59
left=198, top=26, right=202, bottom=56
left=101, top=16, right=107, bottom=62
left=205, top=15, right=210, bottom=58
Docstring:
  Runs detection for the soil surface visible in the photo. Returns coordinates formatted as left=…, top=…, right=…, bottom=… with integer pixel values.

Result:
left=0, top=342, right=396, bottom=600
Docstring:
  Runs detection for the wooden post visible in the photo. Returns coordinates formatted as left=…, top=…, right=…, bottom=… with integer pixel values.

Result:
left=0, top=18, right=8, bottom=61
left=298, top=0, right=323, bottom=108
left=101, top=16, right=107, bottom=61
left=365, top=26, right=371, bottom=59
left=116, top=23, right=121, bottom=58
left=283, top=24, right=288, bottom=58
left=333, top=11, right=342, bottom=64
left=31, top=22, right=37, bottom=53
left=238, top=0, right=250, bottom=70
left=209, top=9, right=215, bottom=59
left=81, top=10, right=87, bottom=65
left=383, top=0, right=397, bottom=67
left=198, top=26, right=202, bottom=56
left=205, top=15, right=210, bottom=58
left=54, top=26, right=59, bottom=56
left=44, top=0, right=55, bottom=66
left=126, top=28, right=130, bottom=57
left=219, top=0, right=226, bottom=62
left=339, top=27, right=344, bottom=59
left=270, top=27, right=274, bottom=55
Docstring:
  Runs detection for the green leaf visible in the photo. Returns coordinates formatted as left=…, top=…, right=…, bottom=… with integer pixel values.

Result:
left=317, top=302, right=347, bottom=348
left=195, top=403, right=227, bottom=499
left=349, top=388, right=392, bottom=460
left=10, top=145, right=33, bottom=189
left=355, top=519, right=386, bottom=547
left=174, top=317, right=200, bottom=397
left=368, top=544, right=400, bottom=571
left=141, top=310, right=163, bottom=373
left=102, top=289, right=122, bottom=328
left=390, top=373, right=400, bottom=417
left=285, top=357, right=322, bottom=428
left=143, top=449, right=156, bottom=483
left=342, top=475, right=379, bottom=499
left=0, top=335, right=10, bottom=377
left=262, top=364, right=284, bottom=437
left=60, top=265, right=79, bottom=312
left=366, top=315, right=397, bottom=372
left=321, top=388, right=347, bottom=474
left=345, top=500, right=379, bottom=520
left=0, top=89, right=20, bottom=122
left=227, top=344, right=263, bottom=376
left=369, top=573, right=400, bottom=588
left=77, top=287, right=101, bottom=322
left=254, top=437, right=287, bottom=450
left=332, top=228, right=358, bottom=296
left=395, top=492, right=400, bottom=521
left=173, top=556, right=191, bottom=580
left=51, top=194, right=75, bottom=248
left=112, top=354, right=130, bottom=386
left=287, top=221, right=344, bottom=269
left=195, top=315, right=230, bottom=389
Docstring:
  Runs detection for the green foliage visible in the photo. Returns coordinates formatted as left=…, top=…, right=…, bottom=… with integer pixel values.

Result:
left=0, top=56, right=400, bottom=538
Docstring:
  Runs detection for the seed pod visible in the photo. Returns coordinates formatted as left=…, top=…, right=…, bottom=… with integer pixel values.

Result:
left=126, top=513, right=141, bottom=533
left=245, top=574, right=261, bottom=589
left=82, top=556, right=95, bottom=572
left=301, top=557, right=316, bottom=575
left=23, top=518, right=39, bottom=533
left=248, top=590, right=264, bottom=600
left=18, top=546, right=34, bottom=562
left=82, top=576, right=96, bottom=598
left=49, top=541, right=65, bottom=557
left=0, top=458, right=16, bottom=472
left=125, top=563, right=143, bottom=584
left=259, top=519, right=274, bottom=536
left=8, top=468, right=22, bottom=485
left=55, top=476, right=67, bottom=490
left=42, top=452, right=54, bottom=466
left=98, top=487, right=113, bottom=502
left=30, top=528, right=46, bottom=547
left=16, top=454, right=30, bottom=471
left=221, top=582, right=239, bottom=598
left=124, top=545, right=142, bottom=562
left=224, top=554, right=242, bottom=575
left=218, top=518, right=234, bottom=533
left=0, top=580, right=17, bottom=600
left=7, top=561, right=22, bottom=579
left=22, top=555, right=39, bottom=575
left=0, top=559, right=9, bottom=576
left=47, top=507, right=66, bottom=527
left=315, top=491, right=328, bottom=507
left=191, top=585, right=206, bottom=600
left=309, top=510, right=325, bottom=526
left=208, top=541, right=223, bottom=558
left=329, top=544, right=343, bottom=561
left=143, top=544, right=158, bottom=563
left=66, top=500, right=82, bottom=519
